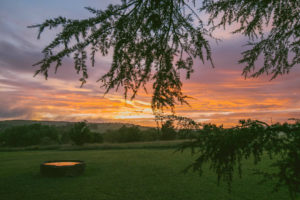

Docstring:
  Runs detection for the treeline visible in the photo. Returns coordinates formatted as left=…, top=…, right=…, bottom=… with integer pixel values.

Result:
left=0, top=121, right=191, bottom=147
left=0, top=124, right=60, bottom=147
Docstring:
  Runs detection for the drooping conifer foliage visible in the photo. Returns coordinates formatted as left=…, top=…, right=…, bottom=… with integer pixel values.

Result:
left=29, top=0, right=214, bottom=112
left=29, top=1, right=300, bottom=198
left=202, top=0, right=300, bottom=79
left=29, top=0, right=299, bottom=112
left=163, top=115, right=300, bottom=199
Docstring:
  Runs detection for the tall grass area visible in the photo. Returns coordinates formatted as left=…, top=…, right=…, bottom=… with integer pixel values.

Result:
left=0, top=149, right=291, bottom=200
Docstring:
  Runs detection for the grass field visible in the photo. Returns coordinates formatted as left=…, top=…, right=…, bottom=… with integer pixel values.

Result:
left=0, top=148, right=294, bottom=200
left=0, top=140, right=185, bottom=152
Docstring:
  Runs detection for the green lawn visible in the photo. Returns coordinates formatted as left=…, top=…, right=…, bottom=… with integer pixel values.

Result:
left=0, top=149, right=294, bottom=200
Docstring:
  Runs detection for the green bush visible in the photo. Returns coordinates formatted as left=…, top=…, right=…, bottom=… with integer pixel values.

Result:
left=87, top=131, right=103, bottom=143
left=141, top=128, right=160, bottom=141
left=0, top=124, right=59, bottom=147
left=103, top=125, right=142, bottom=143
left=69, top=121, right=91, bottom=145
left=160, top=120, right=176, bottom=140
left=176, top=129, right=197, bottom=139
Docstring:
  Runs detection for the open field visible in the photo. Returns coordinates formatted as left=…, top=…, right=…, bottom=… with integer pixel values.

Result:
left=0, top=148, right=294, bottom=200
left=0, top=140, right=185, bottom=151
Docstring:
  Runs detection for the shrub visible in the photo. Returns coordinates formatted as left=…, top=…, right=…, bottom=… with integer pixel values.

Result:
left=141, top=128, right=160, bottom=141
left=69, top=121, right=91, bottom=145
left=0, top=124, right=59, bottom=147
left=88, top=131, right=103, bottom=143
left=103, top=125, right=142, bottom=143
left=160, top=120, right=176, bottom=140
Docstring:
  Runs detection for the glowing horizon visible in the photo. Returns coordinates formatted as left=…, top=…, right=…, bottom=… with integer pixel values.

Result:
left=0, top=0, right=299, bottom=128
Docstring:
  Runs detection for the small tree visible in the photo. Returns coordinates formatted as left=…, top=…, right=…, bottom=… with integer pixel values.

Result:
left=0, top=124, right=59, bottom=147
left=69, top=121, right=90, bottom=145
left=141, top=128, right=159, bottom=141
left=160, top=120, right=176, bottom=140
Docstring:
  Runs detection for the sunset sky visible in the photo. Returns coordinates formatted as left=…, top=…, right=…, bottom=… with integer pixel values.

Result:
left=1, top=0, right=299, bottom=127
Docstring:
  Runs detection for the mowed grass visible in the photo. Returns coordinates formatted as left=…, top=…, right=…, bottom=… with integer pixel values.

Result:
left=0, top=149, right=294, bottom=200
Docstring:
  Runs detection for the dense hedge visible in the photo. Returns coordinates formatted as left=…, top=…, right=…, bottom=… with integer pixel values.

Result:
left=0, top=124, right=59, bottom=147
left=0, top=123, right=103, bottom=147
left=103, top=126, right=160, bottom=143
left=69, top=121, right=104, bottom=145
left=0, top=121, right=182, bottom=147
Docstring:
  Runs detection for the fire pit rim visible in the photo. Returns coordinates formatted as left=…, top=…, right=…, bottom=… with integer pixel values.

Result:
left=41, top=160, right=85, bottom=167
left=40, top=160, right=86, bottom=177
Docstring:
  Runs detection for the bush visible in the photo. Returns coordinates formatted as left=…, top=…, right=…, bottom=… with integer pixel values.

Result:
left=160, top=120, right=176, bottom=140
left=140, top=128, right=160, bottom=141
left=103, top=125, right=142, bottom=143
left=88, top=131, right=103, bottom=143
left=69, top=121, right=91, bottom=145
left=177, top=129, right=196, bottom=139
left=40, top=136, right=57, bottom=145
left=0, top=124, right=59, bottom=147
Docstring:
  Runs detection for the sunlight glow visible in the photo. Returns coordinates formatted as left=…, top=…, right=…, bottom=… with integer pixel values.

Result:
left=44, top=162, right=80, bottom=166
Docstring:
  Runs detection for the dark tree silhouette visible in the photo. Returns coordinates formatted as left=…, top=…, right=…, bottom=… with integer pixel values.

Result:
left=29, top=0, right=299, bottom=112
left=202, top=0, right=300, bottom=79
left=29, top=1, right=300, bottom=198
left=160, top=119, right=176, bottom=140
left=69, top=121, right=91, bottom=145
left=163, top=115, right=300, bottom=199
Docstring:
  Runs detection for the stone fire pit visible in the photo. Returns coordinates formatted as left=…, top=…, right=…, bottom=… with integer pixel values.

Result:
left=40, top=160, right=85, bottom=177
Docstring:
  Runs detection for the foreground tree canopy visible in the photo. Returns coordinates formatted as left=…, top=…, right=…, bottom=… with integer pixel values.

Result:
left=163, top=116, right=300, bottom=199
left=30, top=2, right=300, bottom=198
left=29, top=0, right=299, bottom=112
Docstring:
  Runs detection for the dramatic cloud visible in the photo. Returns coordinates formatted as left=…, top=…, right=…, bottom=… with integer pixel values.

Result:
left=0, top=0, right=299, bottom=127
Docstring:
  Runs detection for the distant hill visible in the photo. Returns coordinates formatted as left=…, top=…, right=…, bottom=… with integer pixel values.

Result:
left=0, top=120, right=152, bottom=133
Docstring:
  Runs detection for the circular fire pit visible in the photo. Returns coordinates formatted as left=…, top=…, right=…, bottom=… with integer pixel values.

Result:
left=40, top=160, right=85, bottom=177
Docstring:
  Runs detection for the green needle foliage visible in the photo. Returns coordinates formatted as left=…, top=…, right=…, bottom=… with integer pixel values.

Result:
left=29, top=0, right=299, bottom=112
left=202, top=0, right=300, bottom=79
left=169, top=116, right=300, bottom=199
left=29, top=2, right=300, bottom=198
left=29, top=0, right=214, bottom=112
left=157, top=115, right=300, bottom=199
